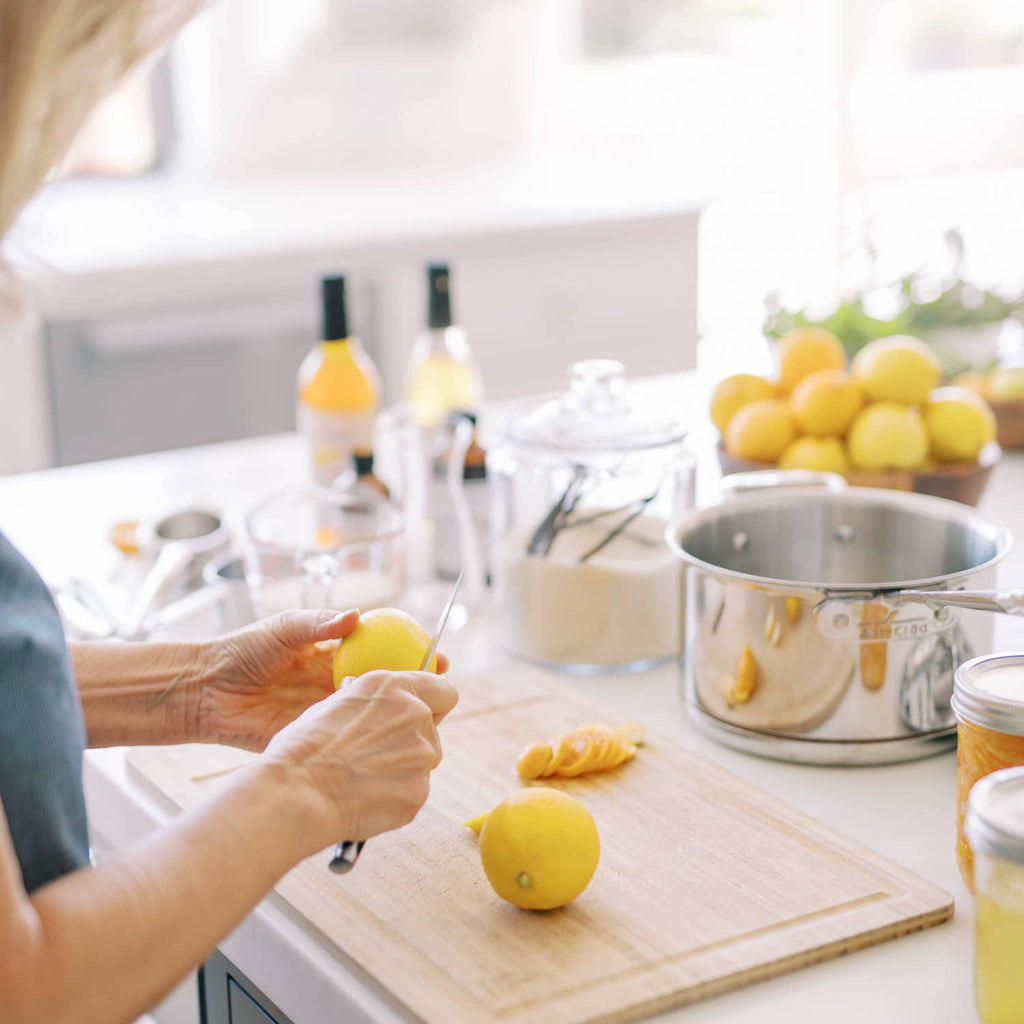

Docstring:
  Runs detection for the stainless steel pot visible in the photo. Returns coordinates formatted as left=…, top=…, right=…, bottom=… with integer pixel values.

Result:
left=668, top=478, right=1015, bottom=764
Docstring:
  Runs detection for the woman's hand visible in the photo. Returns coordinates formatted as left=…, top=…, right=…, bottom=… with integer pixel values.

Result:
left=261, top=669, right=460, bottom=848
left=199, top=610, right=448, bottom=752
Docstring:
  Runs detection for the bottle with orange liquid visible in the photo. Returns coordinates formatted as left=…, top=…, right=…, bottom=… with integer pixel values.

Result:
left=297, top=275, right=381, bottom=487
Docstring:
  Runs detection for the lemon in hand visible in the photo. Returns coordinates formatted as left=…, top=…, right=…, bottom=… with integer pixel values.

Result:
left=332, top=607, right=437, bottom=685
left=851, top=335, right=940, bottom=406
left=924, top=386, right=996, bottom=462
left=847, top=402, right=929, bottom=470
left=476, top=788, right=600, bottom=910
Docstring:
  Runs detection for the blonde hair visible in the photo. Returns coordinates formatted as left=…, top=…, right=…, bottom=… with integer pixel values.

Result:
left=0, top=0, right=203, bottom=239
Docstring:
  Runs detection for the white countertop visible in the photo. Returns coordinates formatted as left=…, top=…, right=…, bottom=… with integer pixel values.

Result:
left=2, top=379, right=1023, bottom=1024
left=4, top=158, right=704, bottom=321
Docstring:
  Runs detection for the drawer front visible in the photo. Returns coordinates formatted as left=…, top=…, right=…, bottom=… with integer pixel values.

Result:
left=458, top=231, right=698, bottom=398
left=229, top=979, right=279, bottom=1024
left=42, top=284, right=378, bottom=467
left=45, top=321, right=308, bottom=465
left=200, top=950, right=292, bottom=1024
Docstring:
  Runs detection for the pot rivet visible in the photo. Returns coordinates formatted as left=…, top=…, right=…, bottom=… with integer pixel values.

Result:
left=937, top=606, right=952, bottom=622
left=833, top=613, right=850, bottom=629
left=732, top=532, right=750, bottom=553
left=833, top=524, right=857, bottom=544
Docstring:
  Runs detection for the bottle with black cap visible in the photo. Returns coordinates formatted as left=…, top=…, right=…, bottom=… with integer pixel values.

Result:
left=404, top=262, right=483, bottom=430
left=296, top=274, right=381, bottom=487
left=351, top=448, right=391, bottom=500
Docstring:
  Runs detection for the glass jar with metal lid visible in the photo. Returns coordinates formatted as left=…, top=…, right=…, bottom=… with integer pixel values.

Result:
left=487, top=360, right=694, bottom=673
left=952, top=653, right=1024, bottom=891
left=964, top=765, right=1024, bottom=1023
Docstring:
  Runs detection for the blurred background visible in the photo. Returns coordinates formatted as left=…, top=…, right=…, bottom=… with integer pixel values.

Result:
left=4, top=0, right=1024, bottom=474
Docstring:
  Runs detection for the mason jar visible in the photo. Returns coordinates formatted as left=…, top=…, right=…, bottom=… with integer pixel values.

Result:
left=951, top=653, right=1024, bottom=891
left=965, top=765, right=1024, bottom=1024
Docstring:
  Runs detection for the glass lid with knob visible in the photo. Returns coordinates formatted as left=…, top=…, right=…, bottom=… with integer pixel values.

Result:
left=499, top=360, right=688, bottom=457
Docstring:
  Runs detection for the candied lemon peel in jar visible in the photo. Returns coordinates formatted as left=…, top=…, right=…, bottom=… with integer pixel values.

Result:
left=951, top=654, right=1024, bottom=892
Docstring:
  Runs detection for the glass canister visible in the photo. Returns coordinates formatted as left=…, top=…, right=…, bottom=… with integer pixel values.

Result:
left=965, top=766, right=1024, bottom=1024
left=488, top=360, right=694, bottom=673
left=951, top=653, right=1024, bottom=891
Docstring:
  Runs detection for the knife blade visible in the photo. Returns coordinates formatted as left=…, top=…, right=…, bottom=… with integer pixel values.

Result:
left=417, top=570, right=463, bottom=671
left=329, top=572, right=463, bottom=874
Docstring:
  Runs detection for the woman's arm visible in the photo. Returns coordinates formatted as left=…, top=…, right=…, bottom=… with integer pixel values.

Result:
left=70, top=639, right=210, bottom=747
left=0, top=761, right=312, bottom=1024
left=70, top=609, right=358, bottom=748
left=0, top=669, right=458, bottom=1024
left=73, top=609, right=448, bottom=752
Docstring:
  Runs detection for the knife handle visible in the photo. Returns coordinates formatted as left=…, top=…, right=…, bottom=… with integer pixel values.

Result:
left=329, top=840, right=365, bottom=874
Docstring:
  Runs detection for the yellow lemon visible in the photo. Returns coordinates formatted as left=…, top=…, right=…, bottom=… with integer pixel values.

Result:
left=724, top=399, right=798, bottom=463
left=990, top=366, right=1024, bottom=402
left=847, top=402, right=929, bottom=470
left=478, top=788, right=600, bottom=910
left=924, top=386, right=996, bottom=462
left=953, top=372, right=993, bottom=403
left=332, top=607, right=437, bottom=685
left=777, top=436, right=850, bottom=474
left=777, top=327, right=846, bottom=394
left=789, top=369, right=864, bottom=437
left=709, top=373, right=776, bottom=433
left=850, top=335, right=941, bottom=406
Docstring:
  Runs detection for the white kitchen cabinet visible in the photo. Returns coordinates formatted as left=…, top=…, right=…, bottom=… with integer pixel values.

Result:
left=5, top=171, right=699, bottom=470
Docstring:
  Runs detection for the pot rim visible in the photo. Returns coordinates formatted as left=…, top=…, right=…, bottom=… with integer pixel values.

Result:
left=667, top=486, right=1013, bottom=595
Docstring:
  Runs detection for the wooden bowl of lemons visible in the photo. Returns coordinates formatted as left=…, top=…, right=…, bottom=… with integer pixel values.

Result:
left=712, top=329, right=1002, bottom=507
left=716, top=440, right=1001, bottom=507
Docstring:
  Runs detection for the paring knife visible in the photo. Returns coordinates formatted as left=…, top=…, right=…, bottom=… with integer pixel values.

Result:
left=329, top=571, right=463, bottom=874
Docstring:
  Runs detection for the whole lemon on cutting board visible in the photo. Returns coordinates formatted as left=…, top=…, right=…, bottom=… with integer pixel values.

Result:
left=777, top=436, right=850, bottom=473
left=789, top=369, right=864, bottom=437
left=924, top=386, right=997, bottom=462
left=471, top=788, right=600, bottom=911
left=847, top=402, right=929, bottom=470
left=777, top=326, right=846, bottom=394
left=851, top=335, right=941, bottom=406
left=723, top=399, right=798, bottom=462
left=332, top=607, right=437, bottom=685
left=709, top=373, right=776, bottom=433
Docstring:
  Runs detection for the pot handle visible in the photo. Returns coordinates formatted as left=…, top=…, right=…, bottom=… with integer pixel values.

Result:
left=890, top=589, right=1024, bottom=616
left=814, top=588, right=1024, bottom=641
left=720, top=469, right=848, bottom=500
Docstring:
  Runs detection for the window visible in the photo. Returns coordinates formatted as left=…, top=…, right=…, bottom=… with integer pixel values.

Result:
left=63, top=61, right=172, bottom=178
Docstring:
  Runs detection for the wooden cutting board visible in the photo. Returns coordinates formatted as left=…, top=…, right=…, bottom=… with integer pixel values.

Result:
left=127, top=663, right=952, bottom=1024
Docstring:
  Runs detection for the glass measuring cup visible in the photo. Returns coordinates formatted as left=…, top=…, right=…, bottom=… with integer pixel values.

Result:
left=242, top=485, right=404, bottom=618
